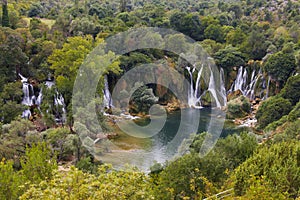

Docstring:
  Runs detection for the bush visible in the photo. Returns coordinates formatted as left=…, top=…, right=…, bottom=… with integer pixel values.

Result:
left=256, top=96, right=292, bottom=129
left=0, top=159, right=25, bottom=200
left=154, top=132, right=258, bottom=199
left=288, top=100, right=300, bottom=121
left=227, top=96, right=251, bottom=119
left=129, top=83, right=158, bottom=114
left=264, top=100, right=300, bottom=132
left=233, top=141, right=300, bottom=198
left=281, top=75, right=300, bottom=105
left=20, top=165, right=154, bottom=200
left=264, top=52, right=296, bottom=84
left=272, top=119, right=300, bottom=143
left=75, top=156, right=100, bottom=174
left=21, top=143, right=57, bottom=184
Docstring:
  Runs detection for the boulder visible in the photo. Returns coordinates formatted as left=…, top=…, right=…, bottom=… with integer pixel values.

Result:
left=226, top=95, right=251, bottom=119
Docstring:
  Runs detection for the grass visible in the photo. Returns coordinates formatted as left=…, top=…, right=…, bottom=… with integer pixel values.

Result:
left=22, top=17, right=56, bottom=29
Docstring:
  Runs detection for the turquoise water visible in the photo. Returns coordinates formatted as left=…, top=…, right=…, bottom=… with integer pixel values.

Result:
left=99, top=108, right=249, bottom=171
left=133, top=108, right=248, bottom=146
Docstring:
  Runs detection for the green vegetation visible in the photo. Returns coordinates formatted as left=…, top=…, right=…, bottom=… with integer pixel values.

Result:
left=234, top=141, right=300, bottom=198
left=256, top=96, right=292, bottom=129
left=0, top=0, right=300, bottom=199
left=257, top=74, right=300, bottom=130
left=227, top=95, right=251, bottom=119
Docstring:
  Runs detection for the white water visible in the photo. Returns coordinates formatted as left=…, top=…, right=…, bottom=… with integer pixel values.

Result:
left=45, top=80, right=55, bottom=88
left=21, top=83, right=35, bottom=106
left=54, top=91, right=67, bottom=123
left=19, top=74, right=66, bottom=123
left=264, top=76, right=271, bottom=100
left=220, top=68, right=227, bottom=105
left=228, top=66, right=270, bottom=100
left=185, top=65, right=226, bottom=108
left=208, top=68, right=221, bottom=108
left=103, top=75, right=113, bottom=108
left=186, top=66, right=203, bottom=108
left=22, top=109, right=31, bottom=119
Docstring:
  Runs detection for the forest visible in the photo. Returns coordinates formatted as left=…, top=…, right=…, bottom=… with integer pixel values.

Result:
left=0, top=0, right=300, bottom=199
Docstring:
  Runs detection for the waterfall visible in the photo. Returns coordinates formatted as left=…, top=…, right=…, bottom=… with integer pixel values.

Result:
left=186, top=66, right=203, bottom=109
left=228, top=67, right=270, bottom=100
left=19, top=74, right=66, bottom=124
left=185, top=65, right=226, bottom=108
left=264, top=76, right=271, bottom=100
left=207, top=68, right=221, bottom=108
left=233, top=67, right=246, bottom=92
left=22, top=109, right=31, bottom=119
left=45, top=80, right=55, bottom=88
left=245, top=70, right=256, bottom=100
left=21, top=83, right=34, bottom=106
left=36, top=88, right=42, bottom=106
left=54, top=91, right=67, bottom=123
left=220, top=68, right=227, bottom=105
left=20, top=74, right=42, bottom=118
left=103, top=75, right=113, bottom=108
left=20, top=74, right=43, bottom=106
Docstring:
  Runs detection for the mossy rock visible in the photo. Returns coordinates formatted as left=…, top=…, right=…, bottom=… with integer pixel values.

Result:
left=201, top=92, right=212, bottom=107
left=226, top=95, right=251, bottom=119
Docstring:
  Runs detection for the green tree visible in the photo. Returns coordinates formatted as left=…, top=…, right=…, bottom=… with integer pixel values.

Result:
left=0, top=119, right=39, bottom=166
left=70, top=16, right=101, bottom=37
left=256, top=96, right=292, bottom=129
left=204, top=24, right=224, bottom=43
left=43, top=128, right=80, bottom=162
left=280, top=74, right=300, bottom=105
left=48, top=36, right=95, bottom=106
left=1, top=81, right=23, bottom=102
left=234, top=141, right=300, bottom=198
left=1, top=0, right=9, bottom=27
left=20, top=165, right=154, bottom=200
left=170, top=12, right=204, bottom=41
left=214, top=45, right=245, bottom=69
left=264, top=51, right=296, bottom=86
left=0, top=101, right=24, bottom=124
left=226, top=28, right=247, bottom=47
left=129, top=82, right=158, bottom=114
left=0, top=28, right=28, bottom=86
left=0, top=80, right=24, bottom=124
left=21, top=142, right=57, bottom=184
left=199, top=39, right=224, bottom=55
left=228, top=4, right=243, bottom=19
left=154, top=132, right=257, bottom=199
left=241, top=29, right=269, bottom=60
left=8, top=8, right=20, bottom=29
left=0, top=159, right=25, bottom=200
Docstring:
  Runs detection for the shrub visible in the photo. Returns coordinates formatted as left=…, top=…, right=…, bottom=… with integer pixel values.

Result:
left=234, top=141, right=300, bottom=198
left=280, top=75, right=300, bottom=105
left=227, top=96, right=251, bottom=119
left=256, top=96, right=292, bottom=129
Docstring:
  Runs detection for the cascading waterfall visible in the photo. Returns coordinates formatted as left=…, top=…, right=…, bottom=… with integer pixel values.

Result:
left=185, top=65, right=226, bottom=108
left=103, top=75, right=113, bottom=108
left=233, top=67, right=247, bottom=92
left=228, top=66, right=270, bottom=100
left=54, top=91, right=67, bottom=123
left=20, top=74, right=35, bottom=106
left=220, top=68, right=227, bottom=105
left=20, top=74, right=40, bottom=119
left=186, top=66, right=203, bottom=109
left=265, top=76, right=271, bottom=100
left=20, top=74, right=66, bottom=123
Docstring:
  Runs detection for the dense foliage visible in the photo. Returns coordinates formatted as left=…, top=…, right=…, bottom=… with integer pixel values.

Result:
left=0, top=0, right=300, bottom=199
